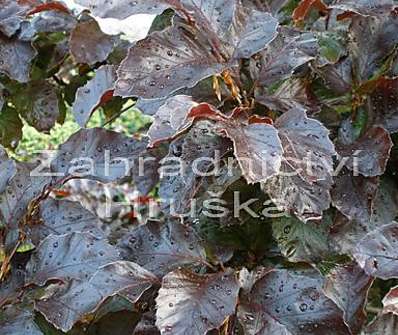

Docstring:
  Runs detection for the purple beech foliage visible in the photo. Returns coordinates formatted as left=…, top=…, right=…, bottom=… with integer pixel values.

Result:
left=0, top=0, right=398, bottom=334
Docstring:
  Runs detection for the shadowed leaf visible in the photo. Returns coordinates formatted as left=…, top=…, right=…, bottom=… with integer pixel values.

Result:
left=331, top=170, right=379, bottom=224
left=337, top=126, right=393, bottom=177
left=35, top=261, right=158, bottom=332
left=323, top=262, right=373, bottom=334
left=353, top=222, right=398, bottom=279
left=272, top=215, right=332, bottom=263
left=254, top=27, right=318, bottom=86
left=0, top=305, right=42, bottom=335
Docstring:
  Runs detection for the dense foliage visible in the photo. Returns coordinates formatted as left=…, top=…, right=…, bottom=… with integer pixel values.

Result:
left=1, top=0, right=398, bottom=334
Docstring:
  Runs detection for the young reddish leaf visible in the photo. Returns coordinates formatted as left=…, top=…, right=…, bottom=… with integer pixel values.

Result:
left=147, top=95, right=198, bottom=147
left=15, top=80, right=60, bottom=132
left=383, top=286, right=398, bottom=315
left=0, top=37, right=37, bottom=82
left=323, top=262, right=374, bottom=334
left=30, top=198, right=104, bottom=245
left=272, top=215, right=332, bottom=263
left=331, top=170, right=379, bottom=224
left=254, top=27, right=318, bottom=86
left=159, top=120, right=228, bottom=214
left=263, top=108, right=336, bottom=221
left=116, top=4, right=278, bottom=99
left=35, top=261, right=158, bottom=332
left=237, top=268, right=350, bottom=335
left=292, top=0, right=329, bottom=23
left=70, top=17, right=115, bottom=65
left=353, top=222, right=398, bottom=279
left=51, top=128, right=148, bottom=183
left=73, top=65, right=116, bottom=127
left=331, top=0, right=395, bottom=17
left=118, top=219, right=207, bottom=277
left=25, top=232, right=119, bottom=286
left=156, top=268, right=239, bottom=335
left=369, top=77, right=398, bottom=133
left=26, top=1, right=70, bottom=16
left=0, top=305, right=42, bottom=335
left=337, top=126, right=393, bottom=177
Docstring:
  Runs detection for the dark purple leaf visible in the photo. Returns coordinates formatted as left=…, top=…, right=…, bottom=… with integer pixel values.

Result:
left=35, top=261, right=158, bottom=332
left=0, top=106, right=23, bottom=149
left=16, top=80, right=60, bottom=132
left=331, top=170, right=379, bottom=224
left=237, top=268, right=350, bottom=335
left=0, top=305, right=42, bottom=335
left=272, top=215, right=332, bottom=263
left=147, top=95, right=197, bottom=147
left=155, top=268, right=239, bottom=335
left=51, top=128, right=148, bottom=183
left=254, top=27, right=318, bottom=86
left=256, top=78, right=320, bottom=113
left=0, top=145, right=16, bottom=193
left=159, top=120, right=228, bottom=214
left=115, top=5, right=278, bottom=99
left=70, top=16, right=115, bottom=65
left=369, top=77, right=398, bottom=133
left=330, top=178, right=398, bottom=254
left=353, top=222, right=398, bottom=279
left=315, top=57, right=353, bottom=94
left=363, top=313, right=398, bottom=335
left=0, top=161, right=50, bottom=229
left=323, top=261, right=373, bottom=334
left=331, top=0, right=395, bottom=16
left=337, top=126, right=393, bottom=177
left=133, top=311, right=160, bottom=335
left=118, top=219, right=207, bottom=277
left=73, top=65, right=116, bottom=127
left=26, top=232, right=119, bottom=286
left=263, top=108, right=336, bottom=221
left=219, top=117, right=283, bottom=185
left=30, top=198, right=104, bottom=245
left=0, top=37, right=37, bottom=82
left=0, top=252, right=27, bottom=306
left=350, top=15, right=398, bottom=82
